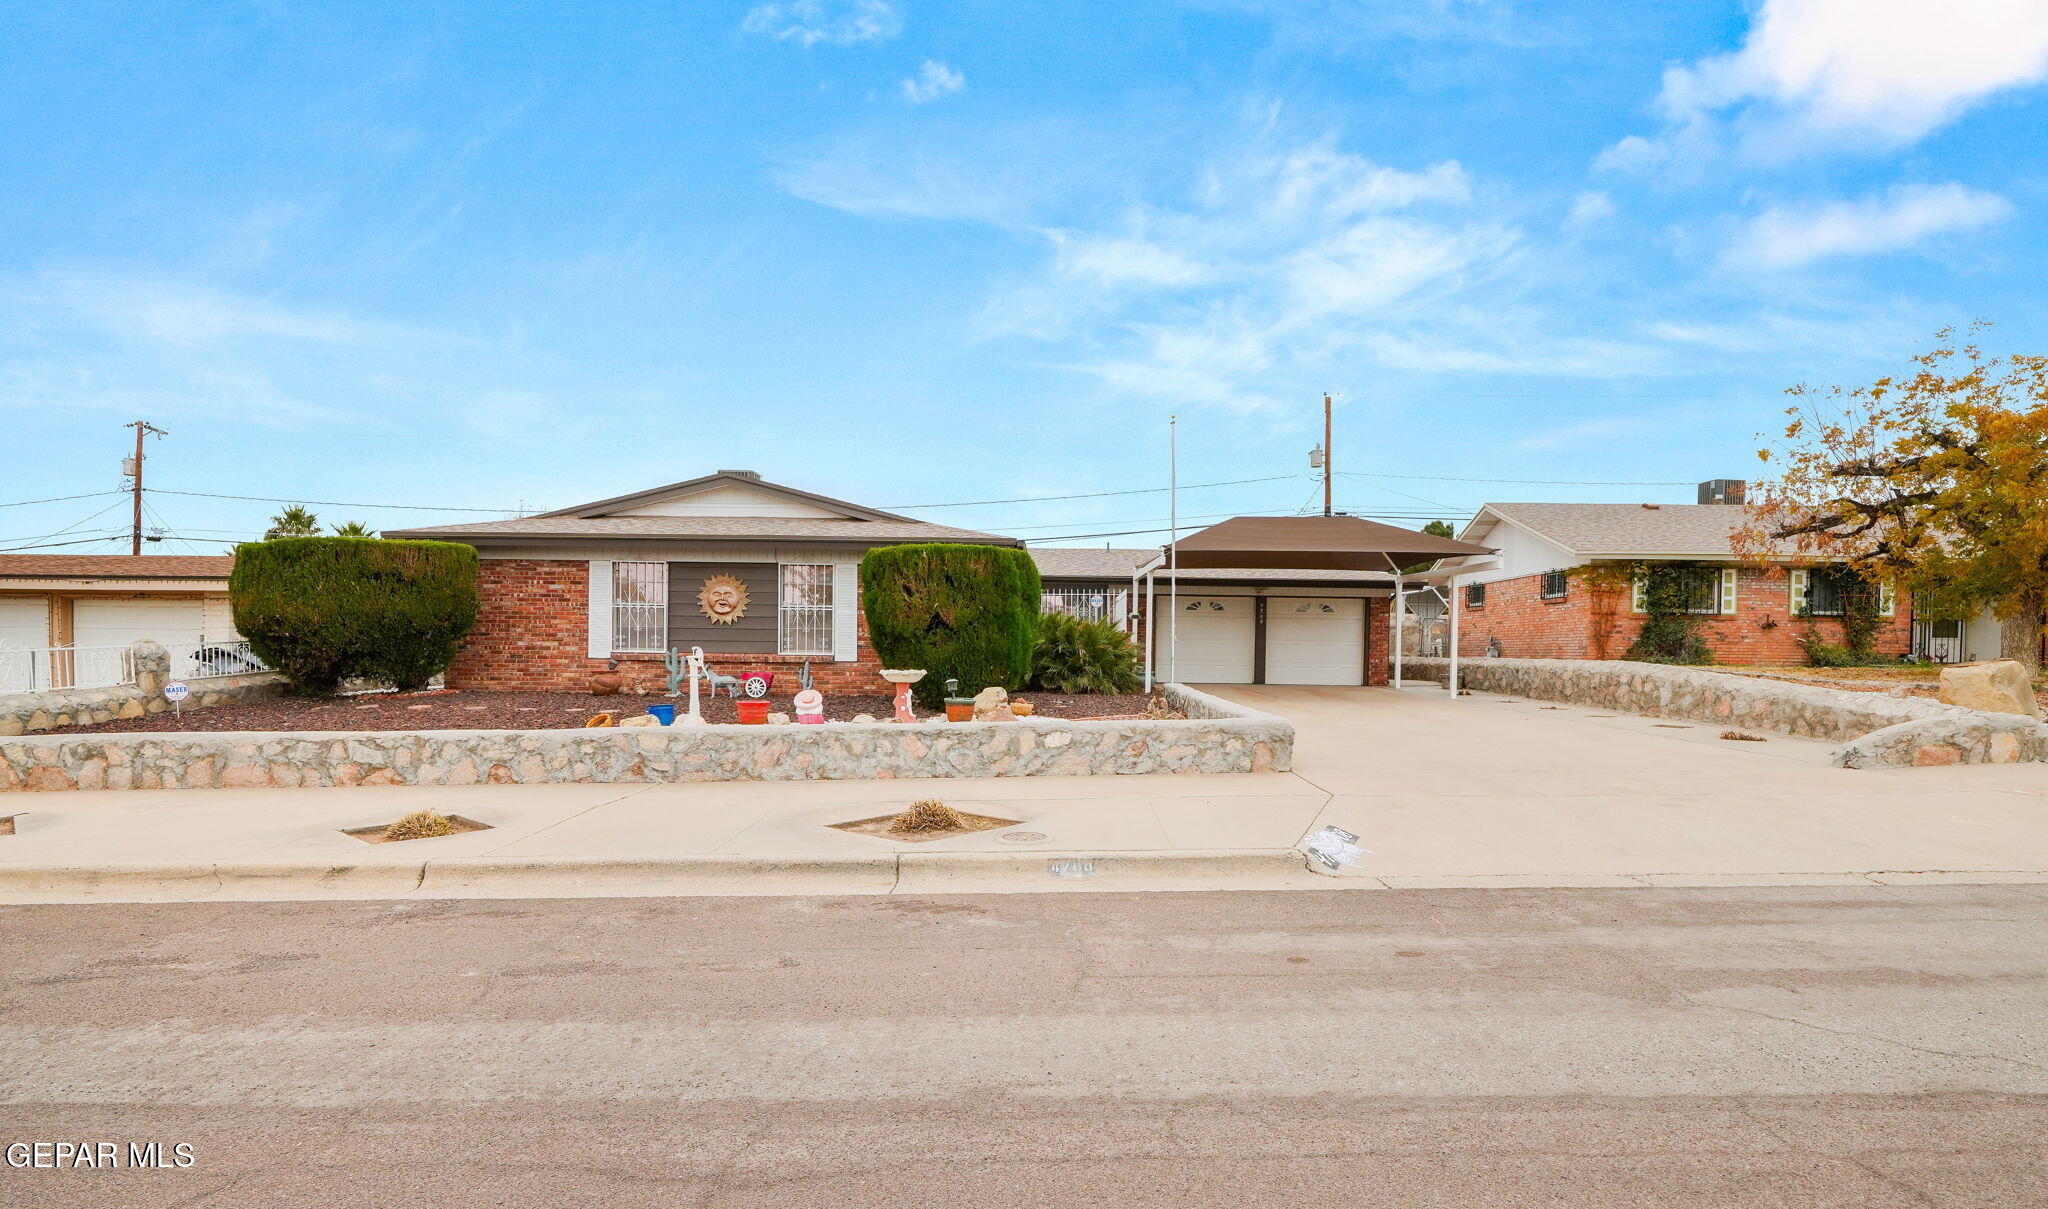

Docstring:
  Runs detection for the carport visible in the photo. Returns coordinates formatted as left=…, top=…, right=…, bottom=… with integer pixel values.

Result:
left=1135, top=515, right=1496, bottom=692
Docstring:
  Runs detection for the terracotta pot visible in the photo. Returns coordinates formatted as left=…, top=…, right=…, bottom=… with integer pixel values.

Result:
left=944, top=702, right=974, bottom=722
left=736, top=699, right=772, bottom=725
left=590, top=672, right=622, bottom=696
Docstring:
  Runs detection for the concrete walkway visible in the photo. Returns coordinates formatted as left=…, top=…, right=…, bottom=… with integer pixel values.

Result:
left=2, top=684, right=2045, bottom=901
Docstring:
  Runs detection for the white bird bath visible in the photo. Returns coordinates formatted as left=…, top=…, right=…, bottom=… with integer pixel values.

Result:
left=879, top=668, right=926, bottom=723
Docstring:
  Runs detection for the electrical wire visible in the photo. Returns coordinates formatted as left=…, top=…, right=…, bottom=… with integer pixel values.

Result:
left=0, top=489, right=125, bottom=509
left=885, top=475, right=1302, bottom=509
left=1338, top=471, right=1694, bottom=486
left=0, top=531, right=132, bottom=553
left=149, top=489, right=519, bottom=513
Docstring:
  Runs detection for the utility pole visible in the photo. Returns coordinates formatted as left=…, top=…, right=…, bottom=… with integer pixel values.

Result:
left=123, top=420, right=167, bottom=555
left=1318, top=393, right=1335, bottom=516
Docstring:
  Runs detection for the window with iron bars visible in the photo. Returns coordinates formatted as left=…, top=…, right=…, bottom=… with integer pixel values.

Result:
left=1465, top=582, right=1486, bottom=608
left=612, top=562, right=669, bottom=653
left=779, top=564, right=834, bottom=656
left=1540, top=570, right=1569, bottom=599
left=1803, top=569, right=1873, bottom=617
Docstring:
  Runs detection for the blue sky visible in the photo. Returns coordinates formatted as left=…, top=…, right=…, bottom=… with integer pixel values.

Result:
left=4, top=0, right=2045, bottom=552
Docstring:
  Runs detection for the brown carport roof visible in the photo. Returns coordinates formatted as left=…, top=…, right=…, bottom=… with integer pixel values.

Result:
left=1166, top=514, right=1494, bottom=572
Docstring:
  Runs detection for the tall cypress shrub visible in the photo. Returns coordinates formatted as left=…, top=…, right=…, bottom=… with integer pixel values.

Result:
left=231, top=537, right=480, bottom=693
left=860, top=544, right=1042, bottom=707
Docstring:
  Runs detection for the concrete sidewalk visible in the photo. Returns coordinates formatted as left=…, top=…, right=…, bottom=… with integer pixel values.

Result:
left=3, top=684, right=2046, bottom=902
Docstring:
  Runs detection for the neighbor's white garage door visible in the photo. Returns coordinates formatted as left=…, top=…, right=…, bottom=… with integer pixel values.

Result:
left=0, top=597, right=48, bottom=650
left=1162, top=595, right=1256, bottom=683
left=1264, top=597, right=1365, bottom=686
left=72, top=598, right=207, bottom=653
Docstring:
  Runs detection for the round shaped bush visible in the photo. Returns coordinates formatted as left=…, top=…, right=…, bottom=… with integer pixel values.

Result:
left=860, top=543, right=1042, bottom=707
left=231, top=537, right=480, bottom=693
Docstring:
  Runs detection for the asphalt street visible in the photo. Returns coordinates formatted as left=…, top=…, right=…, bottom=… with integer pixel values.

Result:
left=4, top=885, right=2046, bottom=1207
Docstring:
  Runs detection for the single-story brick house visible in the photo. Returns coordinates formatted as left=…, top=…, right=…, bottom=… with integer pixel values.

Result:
left=385, top=471, right=1026, bottom=694
left=389, top=471, right=1407, bottom=691
left=1445, top=483, right=1957, bottom=664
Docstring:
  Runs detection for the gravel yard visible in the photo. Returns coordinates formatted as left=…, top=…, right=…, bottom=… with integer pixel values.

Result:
left=40, top=689, right=1170, bottom=734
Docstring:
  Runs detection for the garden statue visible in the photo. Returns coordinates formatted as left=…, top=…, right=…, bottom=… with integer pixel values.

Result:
left=663, top=648, right=690, bottom=697
left=793, top=687, right=825, bottom=724
left=798, top=660, right=814, bottom=692
left=699, top=660, right=743, bottom=699
left=879, top=668, right=925, bottom=724
left=680, top=646, right=708, bottom=726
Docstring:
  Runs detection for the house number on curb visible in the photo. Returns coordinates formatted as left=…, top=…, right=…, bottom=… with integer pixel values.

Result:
left=999, top=831, right=1048, bottom=843
left=1048, top=859, right=1096, bottom=878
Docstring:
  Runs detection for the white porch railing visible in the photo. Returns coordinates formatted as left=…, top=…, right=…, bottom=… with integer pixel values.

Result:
left=170, top=639, right=270, bottom=681
left=0, top=644, right=135, bottom=694
left=1043, top=588, right=1131, bottom=630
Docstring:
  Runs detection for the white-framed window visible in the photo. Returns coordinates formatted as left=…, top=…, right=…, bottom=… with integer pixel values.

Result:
left=612, top=562, right=669, bottom=653
left=1631, top=567, right=1737, bottom=615
left=779, top=563, right=834, bottom=655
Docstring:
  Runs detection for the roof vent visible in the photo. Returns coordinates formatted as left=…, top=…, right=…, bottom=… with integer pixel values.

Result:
left=1640, top=503, right=1662, bottom=510
left=716, top=469, right=762, bottom=481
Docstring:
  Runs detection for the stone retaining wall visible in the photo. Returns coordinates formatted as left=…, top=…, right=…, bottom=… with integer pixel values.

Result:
left=0, top=641, right=285, bottom=737
left=1406, top=657, right=2048, bottom=768
left=0, top=683, right=1290, bottom=792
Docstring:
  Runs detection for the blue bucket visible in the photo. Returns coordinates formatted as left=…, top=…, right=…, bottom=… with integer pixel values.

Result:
left=646, top=703, right=677, bottom=726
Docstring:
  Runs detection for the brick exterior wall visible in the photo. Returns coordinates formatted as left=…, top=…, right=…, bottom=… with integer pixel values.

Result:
left=1455, top=566, right=1912, bottom=665
left=446, top=559, right=890, bottom=694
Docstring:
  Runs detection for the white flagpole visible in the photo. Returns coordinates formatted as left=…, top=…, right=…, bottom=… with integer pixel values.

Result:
left=1168, top=414, right=1178, bottom=684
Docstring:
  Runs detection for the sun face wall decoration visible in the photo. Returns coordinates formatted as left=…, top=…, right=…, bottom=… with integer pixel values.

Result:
left=697, top=573, right=750, bottom=625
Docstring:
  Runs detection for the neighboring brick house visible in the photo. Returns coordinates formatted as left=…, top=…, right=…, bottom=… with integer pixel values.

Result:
left=1447, top=485, right=1940, bottom=665
left=386, top=471, right=1017, bottom=694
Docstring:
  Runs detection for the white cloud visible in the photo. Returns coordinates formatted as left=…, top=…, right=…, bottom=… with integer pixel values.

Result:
left=741, top=0, right=900, bottom=47
left=901, top=60, right=965, bottom=105
left=1566, top=190, right=1615, bottom=225
left=1605, top=0, right=2048, bottom=167
left=1723, top=183, right=2012, bottom=270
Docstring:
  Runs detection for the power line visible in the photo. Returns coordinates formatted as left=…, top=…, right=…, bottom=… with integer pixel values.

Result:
left=887, top=475, right=1301, bottom=510
left=150, top=489, right=521, bottom=513
left=1338, top=471, right=1694, bottom=486
left=0, top=489, right=125, bottom=509
left=0, top=531, right=131, bottom=554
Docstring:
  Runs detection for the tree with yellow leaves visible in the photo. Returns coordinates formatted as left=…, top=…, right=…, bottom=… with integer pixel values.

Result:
left=1737, top=327, right=2048, bottom=671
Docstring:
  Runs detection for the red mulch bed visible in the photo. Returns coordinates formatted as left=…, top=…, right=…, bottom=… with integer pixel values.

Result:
left=42, top=689, right=1170, bottom=735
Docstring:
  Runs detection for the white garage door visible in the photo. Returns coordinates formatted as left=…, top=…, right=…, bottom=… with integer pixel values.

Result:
left=0, top=597, right=48, bottom=650
left=1265, top=597, right=1366, bottom=685
left=72, top=598, right=207, bottom=652
left=0, top=598, right=51, bottom=692
left=1162, top=596, right=1255, bottom=684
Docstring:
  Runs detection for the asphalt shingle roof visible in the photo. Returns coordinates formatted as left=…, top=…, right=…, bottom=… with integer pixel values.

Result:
left=383, top=515, right=1018, bottom=545
left=0, top=555, right=234, bottom=579
left=1028, top=546, right=1396, bottom=583
left=1478, top=502, right=1753, bottom=557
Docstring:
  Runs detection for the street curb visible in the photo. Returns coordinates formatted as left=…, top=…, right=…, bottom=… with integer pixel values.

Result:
left=420, top=854, right=901, bottom=898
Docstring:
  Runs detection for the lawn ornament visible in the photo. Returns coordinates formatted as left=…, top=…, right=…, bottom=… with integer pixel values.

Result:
left=663, top=648, right=690, bottom=697
left=700, top=662, right=743, bottom=699
left=798, top=661, right=814, bottom=692
left=793, top=687, right=825, bottom=724
left=584, top=711, right=616, bottom=728
left=879, top=669, right=925, bottom=723
left=680, top=646, right=709, bottom=726
left=696, top=573, right=749, bottom=625
left=740, top=673, right=771, bottom=699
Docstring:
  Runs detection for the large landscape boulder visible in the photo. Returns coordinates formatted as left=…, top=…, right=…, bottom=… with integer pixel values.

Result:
left=1938, top=660, right=2041, bottom=720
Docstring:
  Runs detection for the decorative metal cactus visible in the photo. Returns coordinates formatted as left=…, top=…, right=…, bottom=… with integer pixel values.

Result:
left=798, top=660, right=814, bottom=691
left=663, top=648, right=688, bottom=697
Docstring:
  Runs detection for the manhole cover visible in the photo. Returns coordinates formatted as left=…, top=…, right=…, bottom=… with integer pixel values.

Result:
left=999, top=831, right=1048, bottom=843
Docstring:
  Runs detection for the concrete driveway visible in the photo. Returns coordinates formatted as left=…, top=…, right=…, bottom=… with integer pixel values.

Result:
left=1211, top=683, right=2048, bottom=886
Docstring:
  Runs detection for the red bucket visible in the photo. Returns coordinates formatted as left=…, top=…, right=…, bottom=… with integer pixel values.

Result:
left=736, top=699, right=772, bottom=725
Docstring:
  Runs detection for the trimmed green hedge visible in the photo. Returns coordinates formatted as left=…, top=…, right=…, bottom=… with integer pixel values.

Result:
left=231, top=537, right=480, bottom=693
left=860, top=544, right=1042, bottom=707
